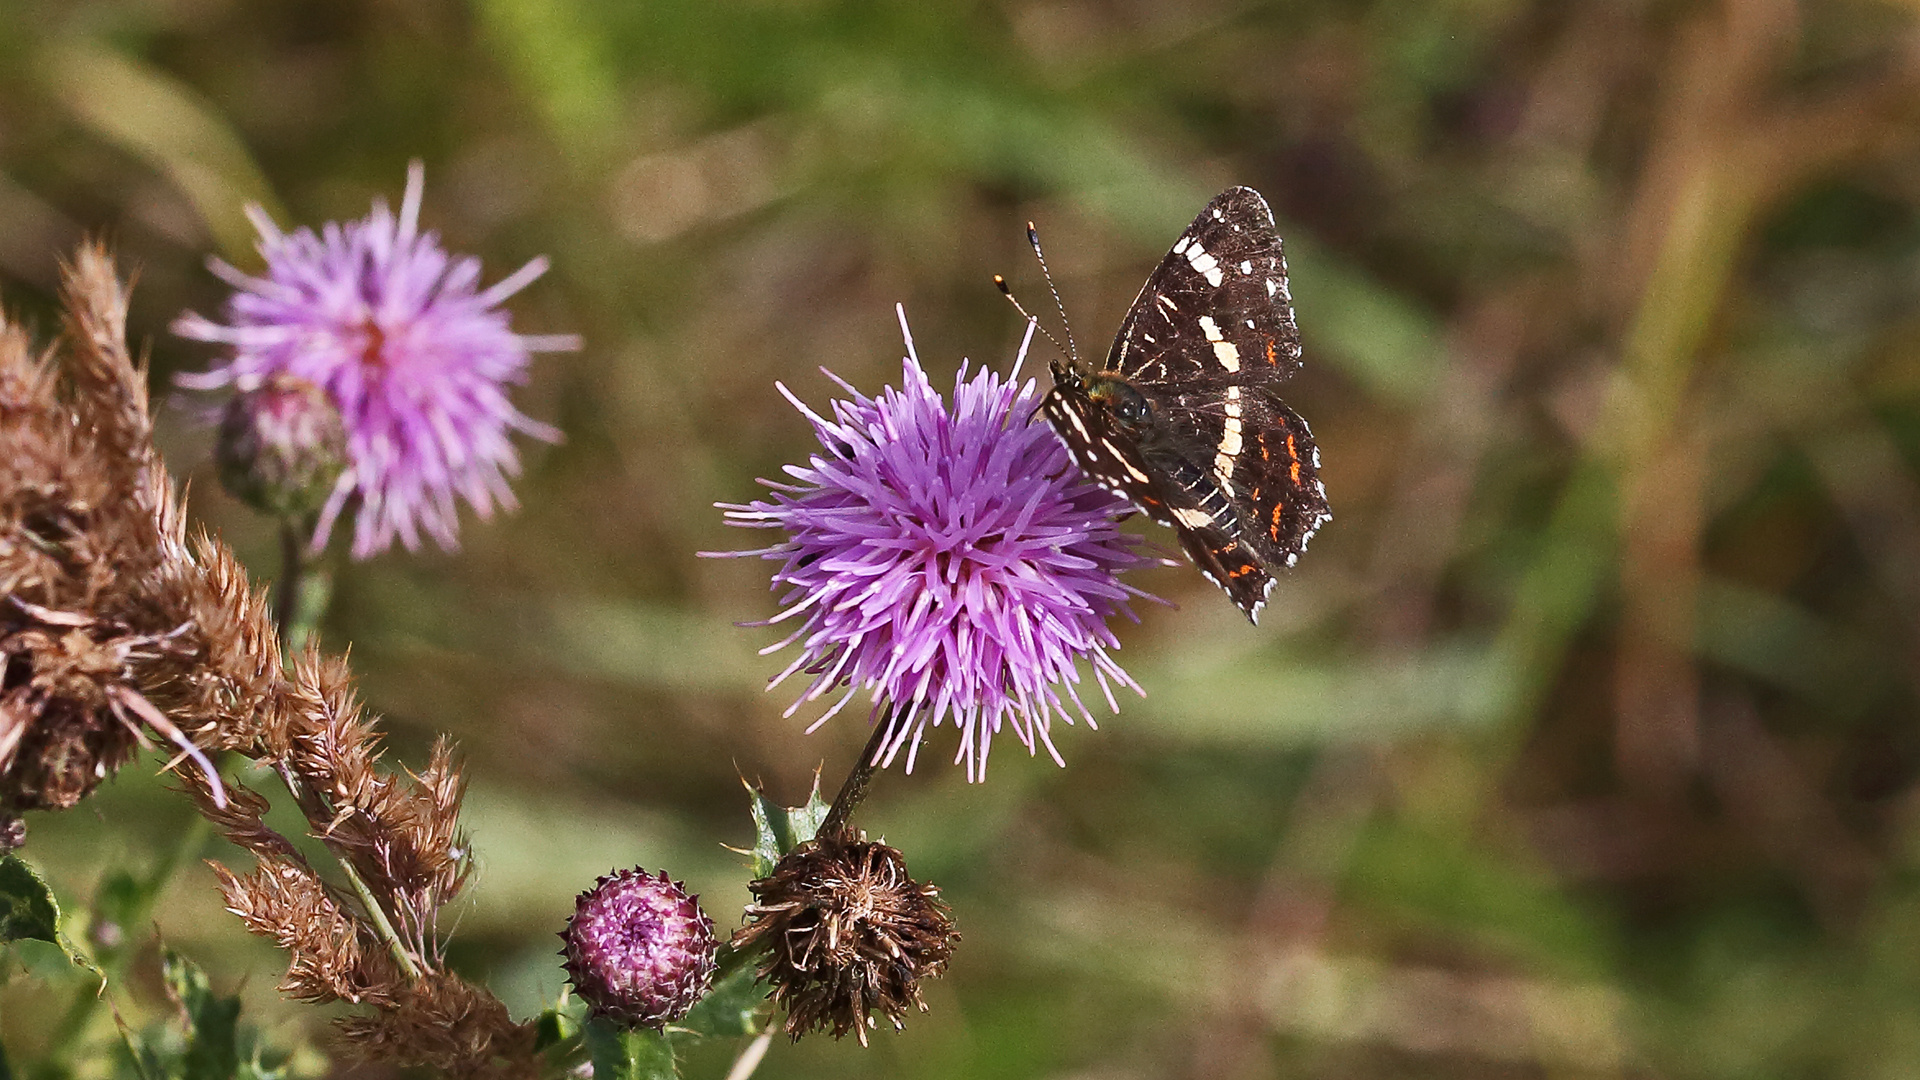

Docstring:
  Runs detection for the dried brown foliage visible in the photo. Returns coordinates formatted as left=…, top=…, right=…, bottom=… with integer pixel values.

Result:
left=0, top=247, right=536, bottom=1079
left=0, top=248, right=192, bottom=820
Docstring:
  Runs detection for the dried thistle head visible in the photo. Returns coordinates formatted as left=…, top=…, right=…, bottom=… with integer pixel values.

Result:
left=562, top=868, right=717, bottom=1029
left=0, top=611, right=145, bottom=815
left=732, top=832, right=956, bottom=1045
left=0, top=247, right=222, bottom=822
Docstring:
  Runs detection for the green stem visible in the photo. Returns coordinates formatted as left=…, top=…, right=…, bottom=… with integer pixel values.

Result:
left=271, top=761, right=423, bottom=982
left=274, top=521, right=303, bottom=650
left=274, top=520, right=332, bottom=653
left=336, top=849, right=424, bottom=982
left=818, top=713, right=898, bottom=840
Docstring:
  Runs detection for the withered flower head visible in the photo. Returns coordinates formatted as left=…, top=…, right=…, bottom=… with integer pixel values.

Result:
left=732, top=832, right=956, bottom=1045
left=562, top=868, right=718, bottom=1029
left=215, top=373, right=349, bottom=521
left=0, top=248, right=226, bottom=828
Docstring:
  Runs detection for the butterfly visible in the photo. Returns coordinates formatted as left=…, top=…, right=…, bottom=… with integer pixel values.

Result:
left=1038, top=186, right=1329, bottom=623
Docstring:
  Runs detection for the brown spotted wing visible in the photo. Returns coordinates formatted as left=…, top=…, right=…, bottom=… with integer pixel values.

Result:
left=1040, top=187, right=1329, bottom=622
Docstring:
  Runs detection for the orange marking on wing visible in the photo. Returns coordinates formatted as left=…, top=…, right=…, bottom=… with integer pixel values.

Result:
left=1286, top=434, right=1301, bottom=484
left=1265, top=339, right=1278, bottom=366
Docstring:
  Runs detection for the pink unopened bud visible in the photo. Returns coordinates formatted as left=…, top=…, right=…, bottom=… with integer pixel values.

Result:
left=562, top=868, right=717, bottom=1029
left=215, top=374, right=348, bottom=521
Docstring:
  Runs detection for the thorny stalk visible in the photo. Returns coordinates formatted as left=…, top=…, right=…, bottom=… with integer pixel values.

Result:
left=818, top=711, right=900, bottom=840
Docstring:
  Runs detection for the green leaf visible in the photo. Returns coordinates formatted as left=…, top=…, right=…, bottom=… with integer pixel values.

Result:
left=534, top=991, right=588, bottom=1051
left=584, top=1018, right=677, bottom=1080
left=676, top=964, right=765, bottom=1040
left=0, top=855, right=60, bottom=947
left=232, top=1040, right=293, bottom=1080
left=162, top=949, right=240, bottom=1080
left=745, top=775, right=830, bottom=878
left=120, top=1026, right=169, bottom=1080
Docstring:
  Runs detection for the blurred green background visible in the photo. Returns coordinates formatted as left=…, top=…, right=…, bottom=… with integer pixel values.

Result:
left=8, top=0, right=1920, bottom=1076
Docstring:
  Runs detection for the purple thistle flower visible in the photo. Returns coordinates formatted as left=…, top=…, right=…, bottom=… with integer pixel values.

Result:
left=174, top=163, right=578, bottom=558
left=716, top=308, right=1156, bottom=781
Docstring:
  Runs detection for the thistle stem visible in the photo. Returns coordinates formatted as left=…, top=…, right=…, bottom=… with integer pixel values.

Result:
left=819, top=709, right=900, bottom=839
left=274, top=520, right=332, bottom=652
left=274, top=521, right=303, bottom=649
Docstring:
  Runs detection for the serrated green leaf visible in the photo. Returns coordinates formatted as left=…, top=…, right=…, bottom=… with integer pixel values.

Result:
left=232, top=1039, right=293, bottom=1080
left=534, top=992, right=588, bottom=1051
left=0, top=855, right=61, bottom=946
left=675, top=963, right=765, bottom=1040
left=786, top=776, right=831, bottom=849
left=584, top=1018, right=677, bottom=1080
left=163, top=949, right=240, bottom=1080
left=119, top=1025, right=168, bottom=1080
left=745, top=775, right=831, bottom=878
left=0, top=855, right=92, bottom=974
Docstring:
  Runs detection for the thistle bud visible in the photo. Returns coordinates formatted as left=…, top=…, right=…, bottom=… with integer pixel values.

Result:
left=732, top=833, right=956, bottom=1044
left=215, top=374, right=348, bottom=521
left=561, top=868, right=717, bottom=1029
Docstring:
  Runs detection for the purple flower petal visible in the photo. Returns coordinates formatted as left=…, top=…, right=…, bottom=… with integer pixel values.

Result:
left=716, top=307, right=1156, bottom=780
left=174, top=162, right=579, bottom=558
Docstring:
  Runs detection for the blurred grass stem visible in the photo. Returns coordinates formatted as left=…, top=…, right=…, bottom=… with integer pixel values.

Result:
left=45, top=816, right=212, bottom=1057
left=722, top=1023, right=775, bottom=1080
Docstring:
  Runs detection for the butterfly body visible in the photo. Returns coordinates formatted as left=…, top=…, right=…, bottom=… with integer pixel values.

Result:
left=1040, top=187, right=1330, bottom=622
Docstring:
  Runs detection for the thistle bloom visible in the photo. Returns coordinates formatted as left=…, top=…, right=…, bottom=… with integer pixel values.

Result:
left=174, top=163, right=578, bottom=558
left=717, top=308, right=1155, bottom=780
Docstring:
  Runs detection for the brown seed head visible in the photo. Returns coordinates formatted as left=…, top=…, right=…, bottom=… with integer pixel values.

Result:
left=732, top=832, right=956, bottom=1045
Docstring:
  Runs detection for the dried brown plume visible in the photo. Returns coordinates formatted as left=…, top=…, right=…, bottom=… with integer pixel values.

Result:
left=0, top=247, right=534, bottom=1079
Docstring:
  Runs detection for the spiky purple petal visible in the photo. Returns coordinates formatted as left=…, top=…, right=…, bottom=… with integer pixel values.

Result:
left=174, top=163, right=577, bottom=558
left=717, top=308, right=1155, bottom=780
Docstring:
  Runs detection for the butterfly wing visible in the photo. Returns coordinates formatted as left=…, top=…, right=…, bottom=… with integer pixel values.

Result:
left=1106, top=187, right=1302, bottom=388
left=1037, top=186, right=1328, bottom=622
left=1045, top=374, right=1281, bottom=620
left=1039, top=369, right=1177, bottom=520
left=1147, top=386, right=1330, bottom=570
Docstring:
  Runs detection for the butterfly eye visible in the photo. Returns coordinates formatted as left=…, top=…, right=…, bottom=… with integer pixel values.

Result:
left=1116, top=395, right=1150, bottom=425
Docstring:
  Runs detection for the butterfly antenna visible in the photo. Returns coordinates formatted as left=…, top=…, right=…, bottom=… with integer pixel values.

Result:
left=1026, top=223, right=1081, bottom=368
left=994, top=273, right=1071, bottom=364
